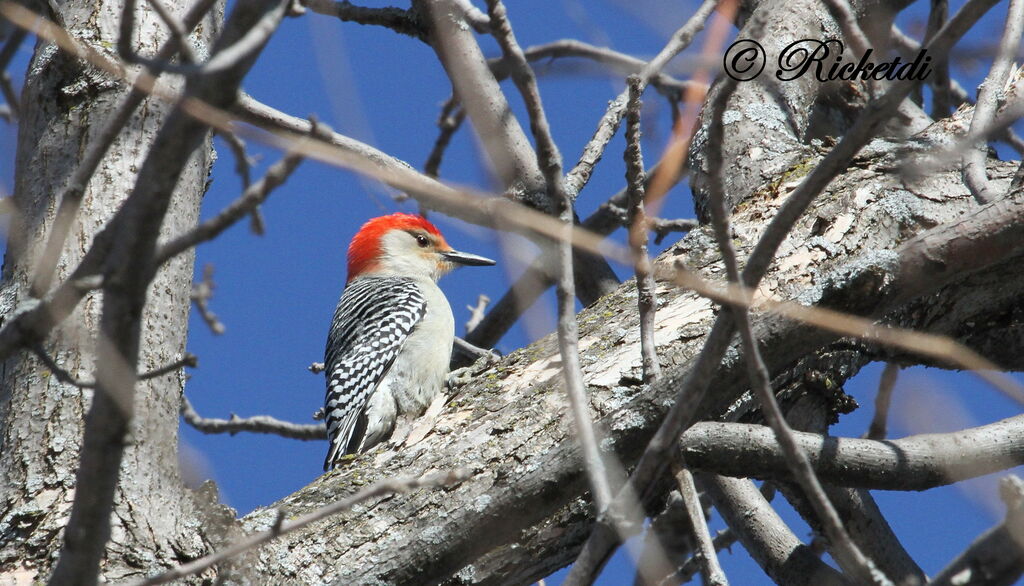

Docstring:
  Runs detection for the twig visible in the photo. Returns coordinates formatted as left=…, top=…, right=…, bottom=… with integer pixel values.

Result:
left=624, top=75, right=661, bottom=383
left=962, top=0, right=1024, bottom=204
left=464, top=294, right=490, bottom=335
left=30, top=346, right=195, bottom=389
left=452, top=336, right=498, bottom=365
left=676, top=529, right=738, bottom=584
left=181, top=395, right=325, bottom=440
left=925, top=0, right=952, bottom=117
left=0, top=27, right=26, bottom=74
left=216, top=128, right=267, bottom=234
left=140, top=353, right=198, bottom=380
left=219, top=128, right=255, bottom=189
left=424, top=95, right=465, bottom=179
left=157, top=130, right=310, bottom=264
left=125, top=469, right=472, bottom=586
left=487, top=39, right=701, bottom=99
left=671, top=458, right=727, bottom=586
left=864, top=363, right=899, bottom=440
left=565, top=0, right=717, bottom=196
left=648, top=217, right=697, bottom=245
left=32, top=344, right=95, bottom=388
left=303, top=0, right=426, bottom=41
left=0, top=71, right=18, bottom=120
left=191, top=264, right=226, bottom=335
left=485, top=0, right=613, bottom=512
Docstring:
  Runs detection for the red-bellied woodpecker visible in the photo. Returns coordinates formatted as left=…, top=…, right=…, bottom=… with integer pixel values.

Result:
left=323, top=213, right=495, bottom=470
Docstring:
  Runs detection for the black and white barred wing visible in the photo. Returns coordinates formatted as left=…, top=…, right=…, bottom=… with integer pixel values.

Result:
left=323, top=276, right=426, bottom=470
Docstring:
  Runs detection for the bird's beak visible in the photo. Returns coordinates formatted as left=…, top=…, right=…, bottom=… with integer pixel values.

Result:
left=442, top=250, right=496, bottom=266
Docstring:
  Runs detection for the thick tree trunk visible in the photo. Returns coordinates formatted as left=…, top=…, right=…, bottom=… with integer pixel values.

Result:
left=0, top=1, right=226, bottom=581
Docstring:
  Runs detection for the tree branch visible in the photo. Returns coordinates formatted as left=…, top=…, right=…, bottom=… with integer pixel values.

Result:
left=962, top=0, right=1024, bottom=204
left=929, top=475, right=1024, bottom=586
left=682, top=416, right=1024, bottom=490
left=702, top=474, right=849, bottom=586
left=128, top=469, right=472, bottom=586
left=303, top=0, right=426, bottom=41
left=181, top=395, right=325, bottom=440
left=565, top=0, right=717, bottom=196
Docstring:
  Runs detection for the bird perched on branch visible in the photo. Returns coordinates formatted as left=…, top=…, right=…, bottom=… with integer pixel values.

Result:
left=322, top=213, right=495, bottom=470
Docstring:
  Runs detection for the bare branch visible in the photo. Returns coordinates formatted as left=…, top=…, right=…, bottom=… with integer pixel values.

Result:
left=677, top=529, right=739, bottom=584
left=864, top=363, right=899, bottom=440
left=962, top=0, right=1024, bottom=204
left=419, top=0, right=545, bottom=202
left=671, top=459, right=727, bottom=586
left=681, top=416, right=1024, bottom=490
left=181, top=395, right=325, bottom=440
left=930, top=475, right=1024, bottom=586
left=424, top=95, right=465, bottom=179
left=126, top=469, right=472, bottom=586
left=0, top=27, right=26, bottom=74
left=218, top=128, right=267, bottom=234
left=624, top=75, right=661, bottom=383
left=452, top=336, right=499, bottom=366
left=0, top=71, right=18, bottom=120
left=648, top=217, right=697, bottom=245
left=191, top=264, right=226, bottom=335
left=925, top=0, right=953, bottom=117
left=156, top=129, right=310, bottom=264
left=488, top=39, right=702, bottom=99
left=703, top=474, right=849, bottom=586
left=140, top=353, right=198, bottom=380
left=565, top=0, right=717, bottom=196
left=462, top=159, right=687, bottom=363
left=464, top=294, right=490, bottom=336
left=303, top=0, right=426, bottom=41
left=31, top=344, right=96, bottom=389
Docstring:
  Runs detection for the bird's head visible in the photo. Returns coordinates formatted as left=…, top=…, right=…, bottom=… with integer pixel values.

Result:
left=346, top=213, right=495, bottom=283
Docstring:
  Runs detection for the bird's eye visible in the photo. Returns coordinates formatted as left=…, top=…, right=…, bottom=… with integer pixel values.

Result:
left=415, top=234, right=430, bottom=248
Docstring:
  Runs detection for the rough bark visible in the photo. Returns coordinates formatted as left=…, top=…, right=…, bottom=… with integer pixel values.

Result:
left=236, top=146, right=1023, bottom=583
left=0, top=0, right=229, bottom=582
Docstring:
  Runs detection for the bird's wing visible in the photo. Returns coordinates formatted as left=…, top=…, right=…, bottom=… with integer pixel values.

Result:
left=322, top=276, right=426, bottom=470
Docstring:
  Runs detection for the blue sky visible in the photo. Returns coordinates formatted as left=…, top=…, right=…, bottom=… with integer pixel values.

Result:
left=2, top=0, right=1024, bottom=584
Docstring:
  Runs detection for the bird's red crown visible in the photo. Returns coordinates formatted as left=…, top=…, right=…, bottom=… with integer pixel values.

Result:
left=346, top=213, right=445, bottom=281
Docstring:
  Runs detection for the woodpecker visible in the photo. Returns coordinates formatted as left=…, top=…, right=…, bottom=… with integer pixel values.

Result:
left=322, top=213, right=495, bottom=470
